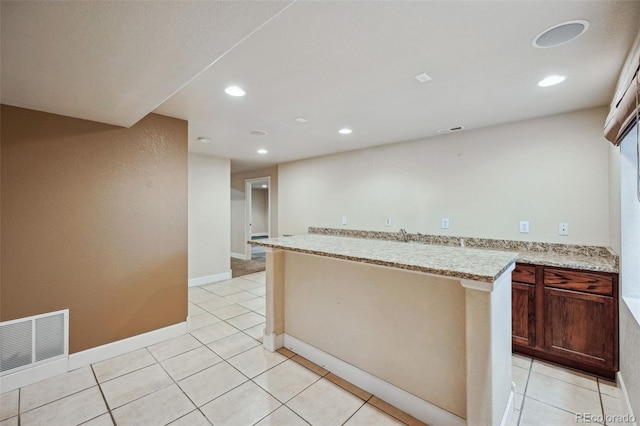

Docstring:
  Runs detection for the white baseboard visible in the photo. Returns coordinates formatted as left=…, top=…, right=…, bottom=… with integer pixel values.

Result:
left=188, top=271, right=232, bottom=287
left=69, top=321, right=187, bottom=370
left=0, top=321, right=187, bottom=393
left=617, top=371, right=638, bottom=426
left=262, top=332, right=283, bottom=352
left=0, top=358, right=69, bottom=394
left=283, top=334, right=465, bottom=426
left=231, top=252, right=246, bottom=260
left=499, top=384, right=516, bottom=426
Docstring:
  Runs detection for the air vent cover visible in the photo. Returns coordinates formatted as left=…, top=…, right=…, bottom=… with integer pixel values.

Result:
left=0, top=310, right=68, bottom=375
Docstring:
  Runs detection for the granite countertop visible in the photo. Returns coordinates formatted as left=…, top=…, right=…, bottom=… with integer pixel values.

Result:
left=307, top=227, right=619, bottom=274
left=515, top=250, right=617, bottom=273
left=251, top=234, right=517, bottom=283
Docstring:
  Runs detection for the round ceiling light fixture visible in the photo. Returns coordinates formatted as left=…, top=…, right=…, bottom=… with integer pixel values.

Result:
left=338, top=128, right=353, bottom=135
left=533, top=20, right=589, bottom=48
left=257, top=149, right=268, bottom=155
left=249, top=130, right=268, bottom=136
left=224, top=85, right=246, bottom=97
left=538, top=75, right=566, bottom=87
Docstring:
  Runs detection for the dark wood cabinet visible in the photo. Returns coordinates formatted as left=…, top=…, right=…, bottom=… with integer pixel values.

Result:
left=512, top=263, right=618, bottom=379
left=512, top=282, right=535, bottom=347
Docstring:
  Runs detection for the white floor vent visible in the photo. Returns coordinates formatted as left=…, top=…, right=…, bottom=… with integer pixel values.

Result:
left=0, top=309, right=69, bottom=376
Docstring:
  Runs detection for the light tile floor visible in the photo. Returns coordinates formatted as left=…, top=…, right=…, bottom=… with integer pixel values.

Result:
left=511, top=353, right=634, bottom=426
left=0, top=271, right=633, bottom=426
left=0, top=272, right=422, bottom=426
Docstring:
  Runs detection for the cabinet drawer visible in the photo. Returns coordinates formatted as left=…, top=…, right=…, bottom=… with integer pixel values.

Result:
left=544, top=268, right=613, bottom=296
left=513, top=264, right=536, bottom=284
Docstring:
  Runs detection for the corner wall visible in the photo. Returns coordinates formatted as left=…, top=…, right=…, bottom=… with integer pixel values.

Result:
left=278, top=107, right=610, bottom=246
left=1, top=105, right=187, bottom=353
left=188, top=153, right=231, bottom=282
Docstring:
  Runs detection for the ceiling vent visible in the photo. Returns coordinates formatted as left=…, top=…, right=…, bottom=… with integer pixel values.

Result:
left=414, top=73, right=432, bottom=83
left=437, top=126, right=465, bottom=134
left=249, top=130, right=268, bottom=136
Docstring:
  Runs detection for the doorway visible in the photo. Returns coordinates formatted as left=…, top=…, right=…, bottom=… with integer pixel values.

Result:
left=244, top=177, right=271, bottom=260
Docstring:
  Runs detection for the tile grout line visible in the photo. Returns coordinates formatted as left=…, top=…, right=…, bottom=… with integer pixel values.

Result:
left=338, top=400, right=369, bottom=426
left=14, top=372, right=101, bottom=419
left=90, top=364, right=117, bottom=426
left=597, top=379, right=609, bottom=426
left=520, top=358, right=608, bottom=425
left=18, top=386, right=21, bottom=426
left=529, top=360, right=602, bottom=392
left=517, top=358, right=534, bottom=423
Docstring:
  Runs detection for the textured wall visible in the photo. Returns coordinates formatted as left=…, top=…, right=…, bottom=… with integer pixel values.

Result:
left=1, top=105, right=188, bottom=353
left=278, top=107, right=611, bottom=245
left=188, top=153, right=230, bottom=280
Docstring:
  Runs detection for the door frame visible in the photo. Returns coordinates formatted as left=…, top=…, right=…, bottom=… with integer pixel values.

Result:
left=244, top=176, right=271, bottom=260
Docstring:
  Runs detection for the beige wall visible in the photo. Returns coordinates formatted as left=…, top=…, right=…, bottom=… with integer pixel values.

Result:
left=279, top=107, right=611, bottom=245
left=230, top=166, right=278, bottom=254
left=1, top=105, right=187, bottom=353
left=609, top=143, right=621, bottom=255
left=188, top=153, right=230, bottom=279
left=251, top=188, right=268, bottom=235
left=231, top=186, right=245, bottom=255
left=284, top=252, right=466, bottom=417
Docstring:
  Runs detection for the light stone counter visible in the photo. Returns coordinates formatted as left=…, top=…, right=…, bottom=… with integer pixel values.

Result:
left=308, top=227, right=618, bottom=273
left=251, top=234, right=517, bottom=283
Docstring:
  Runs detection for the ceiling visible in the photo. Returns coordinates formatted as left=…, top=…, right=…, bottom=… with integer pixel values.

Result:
left=2, top=1, right=640, bottom=173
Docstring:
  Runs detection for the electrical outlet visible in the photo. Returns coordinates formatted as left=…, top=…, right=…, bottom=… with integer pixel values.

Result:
left=385, top=217, right=392, bottom=227
left=341, top=216, right=347, bottom=226
left=519, top=221, right=530, bottom=234
left=559, top=223, right=569, bottom=236
left=441, top=218, right=450, bottom=229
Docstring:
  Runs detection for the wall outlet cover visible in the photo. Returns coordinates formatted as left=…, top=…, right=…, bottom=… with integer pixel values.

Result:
left=559, top=223, right=569, bottom=236
left=441, top=218, right=450, bottom=229
left=519, top=221, right=530, bottom=233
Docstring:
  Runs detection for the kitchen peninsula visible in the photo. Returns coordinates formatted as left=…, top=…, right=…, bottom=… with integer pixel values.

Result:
left=251, top=234, right=518, bottom=426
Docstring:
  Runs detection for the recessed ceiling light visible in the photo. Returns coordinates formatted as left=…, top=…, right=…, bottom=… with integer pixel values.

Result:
left=249, top=130, right=268, bottom=136
left=533, top=20, right=589, bottom=48
left=257, top=149, right=268, bottom=155
left=295, top=117, right=308, bottom=123
left=338, top=128, right=352, bottom=135
left=414, top=72, right=432, bottom=83
left=197, top=137, right=211, bottom=143
left=224, top=85, right=246, bottom=97
left=261, top=184, right=267, bottom=188
left=538, top=75, right=566, bottom=87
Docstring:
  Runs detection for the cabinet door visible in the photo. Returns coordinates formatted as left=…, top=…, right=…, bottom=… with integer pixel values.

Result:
left=543, top=287, right=614, bottom=369
left=512, top=282, right=535, bottom=347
